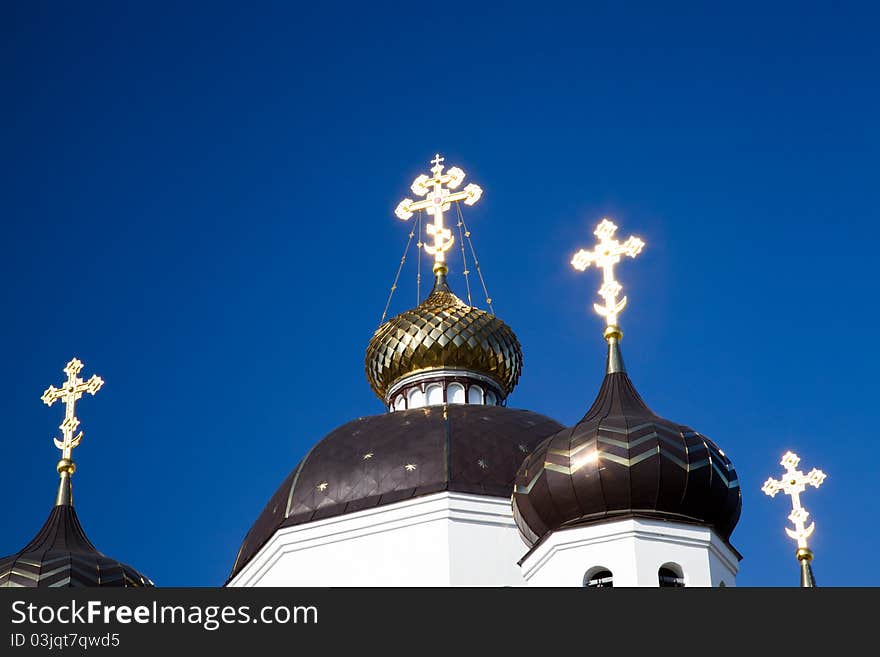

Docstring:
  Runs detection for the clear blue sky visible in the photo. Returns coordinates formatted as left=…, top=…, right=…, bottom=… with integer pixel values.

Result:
left=2, top=1, right=877, bottom=586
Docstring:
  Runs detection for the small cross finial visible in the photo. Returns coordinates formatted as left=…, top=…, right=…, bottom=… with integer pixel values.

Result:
left=571, top=218, right=645, bottom=337
left=41, top=358, right=104, bottom=506
left=394, top=154, right=483, bottom=267
left=762, top=450, right=826, bottom=551
left=42, top=357, right=104, bottom=463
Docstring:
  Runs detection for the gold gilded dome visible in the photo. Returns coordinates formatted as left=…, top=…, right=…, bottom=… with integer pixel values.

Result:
left=365, top=273, right=523, bottom=401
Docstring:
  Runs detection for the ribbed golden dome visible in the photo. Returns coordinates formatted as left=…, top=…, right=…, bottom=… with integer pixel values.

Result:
left=365, top=274, right=523, bottom=401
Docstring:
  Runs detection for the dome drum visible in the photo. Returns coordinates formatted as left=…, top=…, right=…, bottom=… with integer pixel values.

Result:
left=386, top=369, right=504, bottom=411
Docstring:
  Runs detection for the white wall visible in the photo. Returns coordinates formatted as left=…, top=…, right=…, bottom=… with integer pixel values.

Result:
left=228, top=492, right=528, bottom=587
left=520, top=518, right=739, bottom=587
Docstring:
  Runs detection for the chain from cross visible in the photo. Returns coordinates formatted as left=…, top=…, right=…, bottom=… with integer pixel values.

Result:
left=41, top=358, right=104, bottom=460
left=394, top=153, right=483, bottom=265
left=571, top=218, right=645, bottom=328
left=762, top=451, right=827, bottom=549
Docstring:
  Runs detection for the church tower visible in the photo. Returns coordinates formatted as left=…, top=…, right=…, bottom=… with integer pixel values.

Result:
left=228, top=155, right=562, bottom=586
left=0, top=358, right=153, bottom=587
left=512, top=219, right=742, bottom=587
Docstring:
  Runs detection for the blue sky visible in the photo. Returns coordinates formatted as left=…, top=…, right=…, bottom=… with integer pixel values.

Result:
left=2, top=1, right=877, bottom=586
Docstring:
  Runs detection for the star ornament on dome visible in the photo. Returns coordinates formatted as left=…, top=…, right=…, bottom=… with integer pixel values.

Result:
left=394, top=154, right=483, bottom=265
left=762, top=450, right=827, bottom=550
left=571, top=218, right=645, bottom=330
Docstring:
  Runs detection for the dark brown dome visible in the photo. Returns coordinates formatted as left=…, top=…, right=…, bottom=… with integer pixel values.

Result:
left=365, top=275, right=522, bottom=401
left=0, top=505, right=153, bottom=587
left=512, top=342, right=741, bottom=547
left=230, top=404, right=562, bottom=580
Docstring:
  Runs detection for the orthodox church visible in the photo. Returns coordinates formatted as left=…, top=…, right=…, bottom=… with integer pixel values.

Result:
left=0, top=155, right=823, bottom=588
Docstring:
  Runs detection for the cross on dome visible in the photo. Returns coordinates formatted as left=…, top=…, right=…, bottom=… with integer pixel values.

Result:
left=40, top=357, right=104, bottom=507
left=571, top=218, right=645, bottom=334
left=762, top=451, right=826, bottom=550
left=41, top=357, right=104, bottom=461
left=394, top=154, right=483, bottom=267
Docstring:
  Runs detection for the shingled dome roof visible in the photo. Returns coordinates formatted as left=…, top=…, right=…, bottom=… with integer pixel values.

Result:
left=365, top=273, right=522, bottom=401
left=512, top=340, right=741, bottom=548
left=230, top=404, right=562, bottom=580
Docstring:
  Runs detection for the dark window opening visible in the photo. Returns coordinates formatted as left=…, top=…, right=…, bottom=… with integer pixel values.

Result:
left=658, top=567, right=685, bottom=588
left=584, top=569, right=613, bottom=588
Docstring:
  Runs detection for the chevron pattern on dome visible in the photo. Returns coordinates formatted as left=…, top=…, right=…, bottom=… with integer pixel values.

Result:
left=365, top=281, right=522, bottom=400
left=0, top=506, right=153, bottom=588
left=512, top=367, right=742, bottom=548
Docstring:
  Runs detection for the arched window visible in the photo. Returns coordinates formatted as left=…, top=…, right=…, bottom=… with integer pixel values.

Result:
left=393, top=395, right=406, bottom=411
left=584, top=568, right=613, bottom=588
left=425, top=383, right=444, bottom=406
left=407, top=388, right=425, bottom=409
left=447, top=383, right=466, bottom=404
left=658, top=564, right=685, bottom=588
left=485, top=390, right=497, bottom=406
left=468, top=385, right=484, bottom=405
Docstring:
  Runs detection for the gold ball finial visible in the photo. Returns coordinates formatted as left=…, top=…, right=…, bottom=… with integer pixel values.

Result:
left=57, top=458, right=76, bottom=475
left=796, top=547, right=814, bottom=562
left=603, top=325, right=623, bottom=342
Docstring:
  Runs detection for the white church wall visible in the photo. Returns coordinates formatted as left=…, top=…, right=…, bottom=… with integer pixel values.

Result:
left=520, top=517, right=739, bottom=587
left=446, top=495, right=528, bottom=586
left=228, top=492, right=528, bottom=587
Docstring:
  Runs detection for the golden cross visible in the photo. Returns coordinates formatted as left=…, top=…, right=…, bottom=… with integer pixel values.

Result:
left=41, top=357, right=104, bottom=460
left=571, top=218, right=645, bottom=329
left=762, top=451, right=827, bottom=549
left=394, top=153, right=483, bottom=266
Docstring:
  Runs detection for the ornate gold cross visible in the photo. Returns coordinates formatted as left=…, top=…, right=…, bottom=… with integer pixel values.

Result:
left=41, top=358, right=104, bottom=460
left=571, top=218, right=645, bottom=330
left=762, top=451, right=826, bottom=550
left=394, top=153, right=483, bottom=266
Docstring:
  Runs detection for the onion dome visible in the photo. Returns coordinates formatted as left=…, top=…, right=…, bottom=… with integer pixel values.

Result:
left=514, top=217, right=741, bottom=550
left=0, top=358, right=153, bottom=587
left=366, top=267, right=523, bottom=407
left=512, top=337, right=742, bottom=548
left=229, top=403, right=562, bottom=581
left=0, top=454, right=154, bottom=587
left=0, top=505, right=153, bottom=588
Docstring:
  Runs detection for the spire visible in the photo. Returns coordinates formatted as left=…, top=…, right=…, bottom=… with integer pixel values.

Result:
left=571, top=217, right=645, bottom=370
left=604, top=329, right=626, bottom=374
left=762, top=451, right=827, bottom=587
left=798, top=548, right=817, bottom=587
left=0, top=357, right=153, bottom=587
left=432, top=261, right=451, bottom=293
left=40, top=357, right=104, bottom=507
